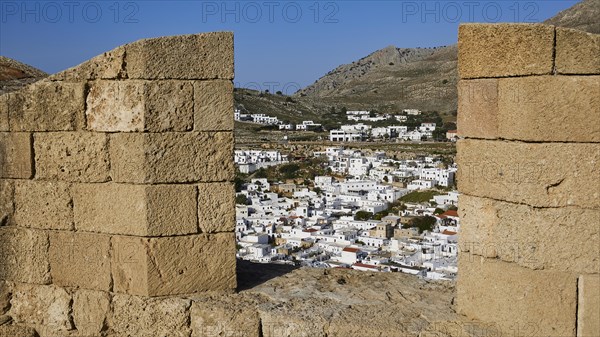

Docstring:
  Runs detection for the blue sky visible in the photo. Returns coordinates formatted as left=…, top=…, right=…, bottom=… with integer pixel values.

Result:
left=1, top=1, right=577, bottom=90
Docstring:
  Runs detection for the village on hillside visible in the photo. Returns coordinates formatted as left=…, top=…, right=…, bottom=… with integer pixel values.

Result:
left=235, top=108, right=459, bottom=143
left=234, top=145, right=459, bottom=280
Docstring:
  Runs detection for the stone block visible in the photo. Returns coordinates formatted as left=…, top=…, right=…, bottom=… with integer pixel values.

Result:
left=110, top=132, right=234, bottom=183
left=111, top=233, right=236, bottom=296
left=458, top=23, right=554, bottom=79
left=86, top=80, right=194, bottom=132
left=198, top=182, right=235, bottom=233
left=34, top=132, right=110, bottom=182
left=0, top=132, right=32, bottom=179
left=190, top=296, right=261, bottom=337
left=72, top=289, right=110, bottom=336
left=0, top=227, right=49, bottom=284
left=0, top=281, right=10, bottom=315
left=73, top=183, right=197, bottom=236
left=109, top=294, right=191, bottom=337
left=259, top=301, right=329, bottom=337
left=0, top=325, right=38, bottom=337
left=125, top=32, right=234, bottom=80
left=194, top=80, right=234, bottom=131
left=48, top=46, right=126, bottom=81
left=0, top=95, right=8, bottom=132
left=9, top=283, right=72, bottom=333
left=14, top=180, right=73, bottom=230
left=457, top=79, right=498, bottom=139
left=457, top=139, right=600, bottom=208
left=48, top=231, right=111, bottom=291
left=459, top=194, right=600, bottom=273
left=8, top=81, right=85, bottom=131
left=556, top=27, right=600, bottom=74
left=457, top=256, right=577, bottom=337
left=578, top=274, right=600, bottom=337
left=0, top=180, right=14, bottom=226
left=497, top=76, right=600, bottom=142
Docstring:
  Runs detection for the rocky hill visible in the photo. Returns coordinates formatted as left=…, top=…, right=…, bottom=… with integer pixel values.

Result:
left=293, top=0, right=598, bottom=117
left=0, top=56, right=48, bottom=95
left=544, top=0, right=600, bottom=34
left=296, top=45, right=458, bottom=116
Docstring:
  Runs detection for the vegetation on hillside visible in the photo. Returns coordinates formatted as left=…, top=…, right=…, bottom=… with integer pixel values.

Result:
left=399, top=190, right=443, bottom=204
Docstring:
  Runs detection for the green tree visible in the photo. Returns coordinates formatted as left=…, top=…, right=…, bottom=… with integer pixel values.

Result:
left=236, top=194, right=249, bottom=205
left=254, top=168, right=268, bottom=179
left=279, top=163, right=300, bottom=180
left=355, top=211, right=373, bottom=221
left=404, top=216, right=436, bottom=233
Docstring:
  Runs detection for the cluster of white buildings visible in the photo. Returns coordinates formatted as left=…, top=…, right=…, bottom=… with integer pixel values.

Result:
left=279, top=120, right=322, bottom=131
left=234, top=109, right=323, bottom=131
left=235, top=148, right=459, bottom=279
left=329, top=122, right=437, bottom=142
left=346, top=110, right=391, bottom=122
left=315, top=147, right=456, bottom=188
left=235, top=110, right=281, bottom=125
left=234, top=150, right=289, bottom=173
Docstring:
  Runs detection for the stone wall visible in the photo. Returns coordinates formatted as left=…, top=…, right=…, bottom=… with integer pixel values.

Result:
left=456, top=23, right=600, bottom=337
left=0, top=32, right=237, bottom=336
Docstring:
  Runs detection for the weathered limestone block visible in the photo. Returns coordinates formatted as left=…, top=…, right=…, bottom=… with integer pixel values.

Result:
left=194, top=80, right=234, bottom=131
left=14, top=180, right=73, bottom=230
left=457, top=79, right=498, bottom=139
left=48, top=46, right=126, bottom=81
left=9, top=283, right=72, bottom=333
left=457, top=139, right=600, bottom=208
left=556, top=27, right=600, bottom=74
left=108, top=294, right=191, bottom=337
left=459, top=194, right=600, bottom=273
left=111, top=233, right=236, bottom=296
left=497, top=76, right=600, bottom=142
left=190, top=295, right=261, bottom=337
left=125, top=32, right=234, bottom=80
left=0, top=324, right=38, bottom=337
left=72, top=289, right=110, bottom=336
left=0, top=132, right=32, bottom=179
left=578, top=274, right=600, bottom=337
left=0, top=180, right=14, bottom=226
left=0, top=95, right=8, bottom=132
left=0, top=282, right=10, bottom=315
left=198, top=182, right=235, bottom=233
left=74, top=183, right=197, bottom=236
left=0, top=227, right=49, bottom=284
left=458, top=23, right=554, bottom=79
left=110, top=132, right=234, bottom=183
left=49, top=32, right=234, bottom=81
left=7, top=81, right=85, bottom=131
left=34, top=132, right=110, bottom=182
left=48, top=231, right=111, bottom=291
left=457, top=256, right=577, bottom=337
left=327, top=304, right=427, bottom=337
left=259, top=300, right=330, bottom=337
left=86, top=80, right=194, bottom=132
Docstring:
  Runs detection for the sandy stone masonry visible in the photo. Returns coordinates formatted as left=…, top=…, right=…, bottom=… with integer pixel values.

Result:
left=0, top=32, right=238, bottom=336
left=457, top=24, right=599, bottom=337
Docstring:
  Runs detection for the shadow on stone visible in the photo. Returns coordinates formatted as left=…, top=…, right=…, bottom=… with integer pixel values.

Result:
left=236, top=259, right=299, bottom=291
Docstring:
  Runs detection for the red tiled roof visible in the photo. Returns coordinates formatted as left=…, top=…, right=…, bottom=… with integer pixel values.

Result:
left=441, top=210, right=459, bottom=217
left=353, top=263, right=378, bottom=269
left=343, top=247, right=360, bottom=253
left=441, top=230, right=457, bottom=235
